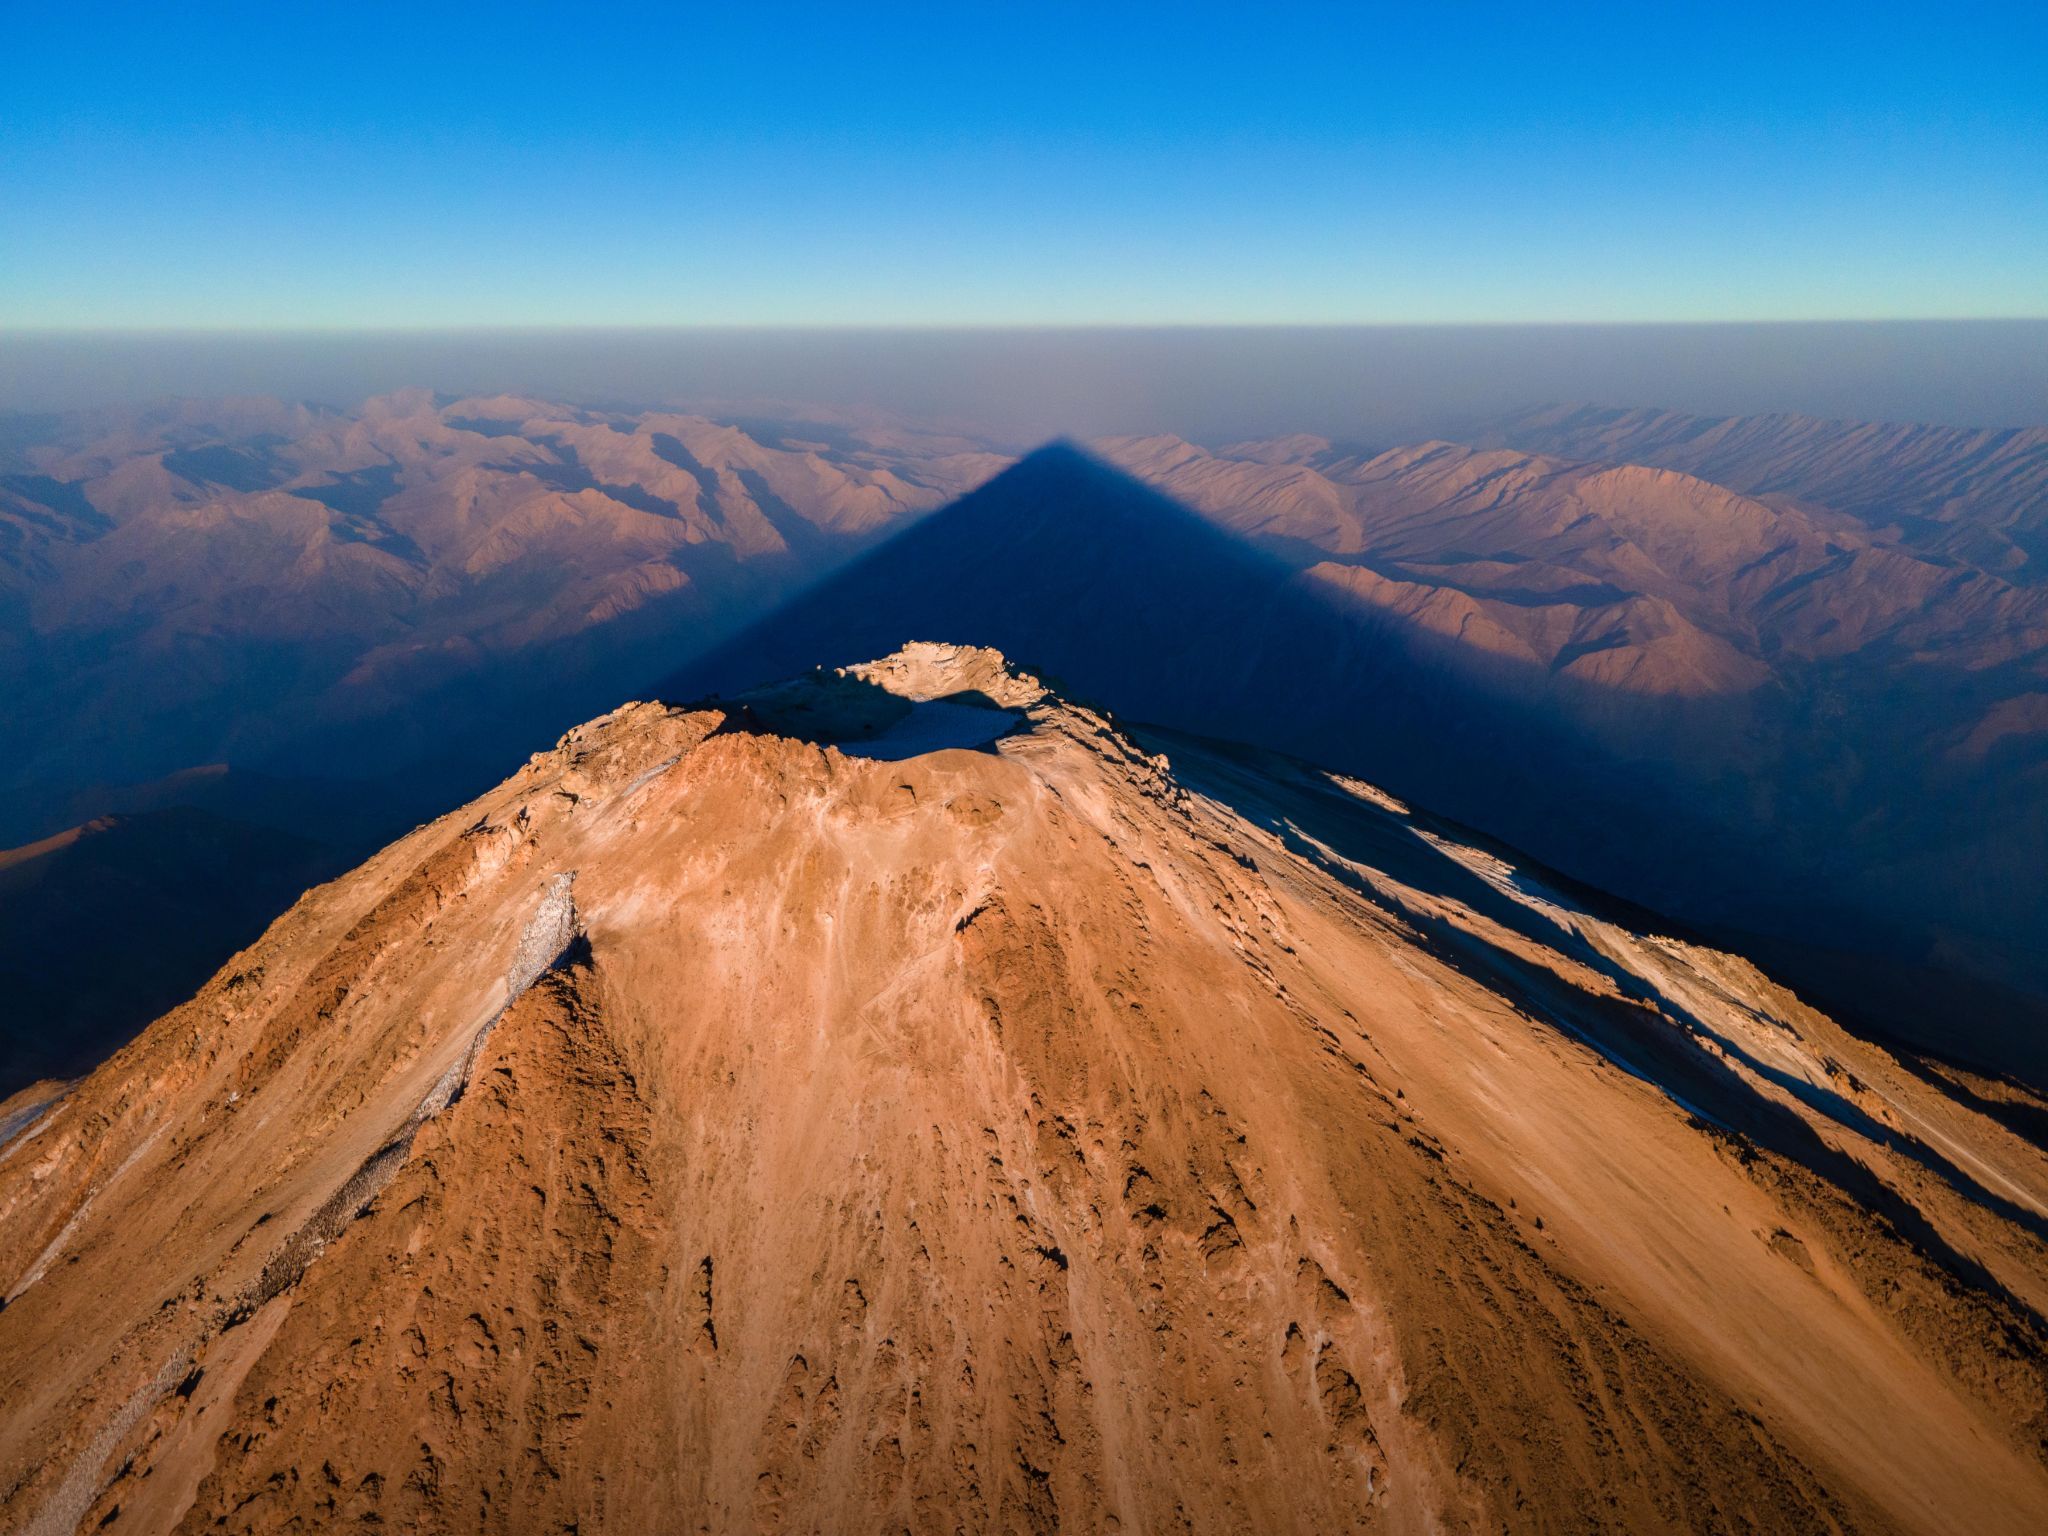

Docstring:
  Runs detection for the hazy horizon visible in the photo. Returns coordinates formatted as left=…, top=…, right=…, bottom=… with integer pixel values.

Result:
left=6, top=321, right=2045, bottom=445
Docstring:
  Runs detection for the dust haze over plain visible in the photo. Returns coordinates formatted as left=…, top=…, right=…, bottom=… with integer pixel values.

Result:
left=7, top=322, right=2046, bottom=444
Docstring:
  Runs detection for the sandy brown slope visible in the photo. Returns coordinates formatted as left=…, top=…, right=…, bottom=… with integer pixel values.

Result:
left=2, top=644, right=2046, bottom=1534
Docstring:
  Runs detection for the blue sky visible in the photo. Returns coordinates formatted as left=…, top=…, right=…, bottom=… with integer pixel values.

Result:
left=4, top=2, right=2044, bottom=327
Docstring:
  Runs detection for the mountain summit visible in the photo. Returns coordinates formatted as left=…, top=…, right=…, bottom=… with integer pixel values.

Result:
left=669, top=444, right=1596, bottom=903
left=3, top=643, right=2044, bottom=1533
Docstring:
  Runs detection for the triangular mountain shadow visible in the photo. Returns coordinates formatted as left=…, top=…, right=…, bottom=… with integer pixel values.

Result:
left=675, top=442, right=1332, bottom=720
left=668, top=445, right=1720, bottom=920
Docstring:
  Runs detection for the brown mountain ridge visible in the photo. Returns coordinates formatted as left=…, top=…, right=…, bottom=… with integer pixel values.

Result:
left=2, top=644, right=2044, bottom=1534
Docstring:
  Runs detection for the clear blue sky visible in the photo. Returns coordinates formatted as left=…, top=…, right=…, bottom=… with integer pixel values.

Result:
left=4, top=2, right=2043, bottom=327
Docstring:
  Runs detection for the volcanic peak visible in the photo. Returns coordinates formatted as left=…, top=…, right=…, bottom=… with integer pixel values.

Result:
left=1, top=644, right=2046, bottom=1534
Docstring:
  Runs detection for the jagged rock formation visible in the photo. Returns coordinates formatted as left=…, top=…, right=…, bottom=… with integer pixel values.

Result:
left=3, top=644, right=2045, bottom=1534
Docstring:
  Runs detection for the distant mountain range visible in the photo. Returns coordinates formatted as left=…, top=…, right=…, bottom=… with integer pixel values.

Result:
left=1482, top=403, right=2048, bottom=582
left=3, top=395, right=2044, bottom=1091
left=0, top=390, right=1003, bottom=831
